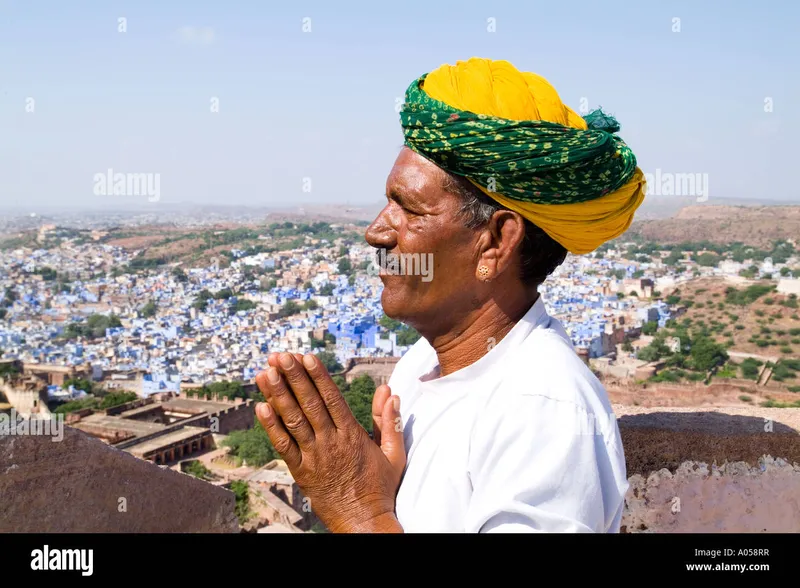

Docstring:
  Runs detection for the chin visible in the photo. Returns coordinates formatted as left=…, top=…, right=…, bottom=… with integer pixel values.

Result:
left=380, top=284, right=412, bottom=322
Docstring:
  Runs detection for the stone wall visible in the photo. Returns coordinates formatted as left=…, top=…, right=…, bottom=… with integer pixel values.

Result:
left=616, top=406, right=800, bottom=532
left=0, top=424, right=238, bottom=533
left=0, top=383, right=49, bottom=417
left=2, top=405, right=798, bottom=533
left=191, top=400, right=255, bottom=434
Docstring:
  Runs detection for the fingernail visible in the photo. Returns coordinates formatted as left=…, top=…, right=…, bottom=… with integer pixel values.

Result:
left=279, top=353, right=293, bottom=369
left=303, top=354, right=316, bottom=369
left=259, top=402, right=272, bottom=419
left=392, top=396, right=400, bottom=412
left=267, top=367, right=280, bottom=384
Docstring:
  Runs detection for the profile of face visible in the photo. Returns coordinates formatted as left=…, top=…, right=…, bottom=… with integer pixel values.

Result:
left=364, top=148, right=492, bottom=334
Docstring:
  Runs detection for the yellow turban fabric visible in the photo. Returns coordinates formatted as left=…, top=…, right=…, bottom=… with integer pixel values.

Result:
left=408, top=57, right=646, bottom=254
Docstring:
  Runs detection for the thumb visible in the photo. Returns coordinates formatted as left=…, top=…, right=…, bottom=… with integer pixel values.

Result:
left=380, top=395, right=406, bottom=476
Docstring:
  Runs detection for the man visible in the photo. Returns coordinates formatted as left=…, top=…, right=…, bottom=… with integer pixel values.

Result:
left=254, top=57, right=647, bottom=533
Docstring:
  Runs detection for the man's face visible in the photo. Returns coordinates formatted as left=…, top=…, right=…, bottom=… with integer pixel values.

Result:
left=364, top=148, right=480, bottom=332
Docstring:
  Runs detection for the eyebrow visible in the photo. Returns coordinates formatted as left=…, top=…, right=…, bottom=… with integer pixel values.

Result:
left=387, top=185, right=410, bottom=204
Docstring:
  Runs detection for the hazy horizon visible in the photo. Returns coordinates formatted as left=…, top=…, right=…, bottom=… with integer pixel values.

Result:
left=2, top=0, right=798, bottom=209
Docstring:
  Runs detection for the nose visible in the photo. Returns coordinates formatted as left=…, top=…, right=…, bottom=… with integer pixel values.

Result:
left=365, top=205, right=396, bottom=250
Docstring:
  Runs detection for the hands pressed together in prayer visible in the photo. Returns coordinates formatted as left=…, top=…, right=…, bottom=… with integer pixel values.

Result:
left=254, top=352, right=406, bottom=533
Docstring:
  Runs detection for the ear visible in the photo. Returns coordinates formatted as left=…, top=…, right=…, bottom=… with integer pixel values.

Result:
left=475, top=211, right=527, bottom=282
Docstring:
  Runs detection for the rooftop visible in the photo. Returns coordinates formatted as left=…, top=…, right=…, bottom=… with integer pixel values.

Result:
left=162, top=397, right=234, bottom=414
left=126, top=425, right=210, bottom=457
left=71, top=413, right=165, bottom=437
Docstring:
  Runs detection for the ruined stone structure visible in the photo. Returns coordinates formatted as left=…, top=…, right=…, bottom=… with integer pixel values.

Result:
left=67, top=393, right=255, bottom=466
left=344, top=357, right=400, bottom=386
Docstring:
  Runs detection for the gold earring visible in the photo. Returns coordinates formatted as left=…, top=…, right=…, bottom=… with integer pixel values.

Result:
left=478, top=265, right=490, bottom=280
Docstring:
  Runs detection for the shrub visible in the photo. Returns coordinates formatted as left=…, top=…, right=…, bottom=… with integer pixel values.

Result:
left=781, top=358, right=800, bottom=371
left=761, top=399, right=800, bottom=408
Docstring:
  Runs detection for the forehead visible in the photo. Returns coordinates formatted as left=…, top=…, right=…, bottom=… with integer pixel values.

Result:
left=386, top=147, right=448, bottom=201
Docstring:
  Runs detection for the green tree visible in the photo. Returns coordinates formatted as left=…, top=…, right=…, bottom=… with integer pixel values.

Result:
left=230, top=480, right=252, bottom=525
left=141, top=300, right=157, bottom=318
left=63, top=377, right=95, bottom=395
left=0, top=360, right=20, bottom=377
left=172, top=267, right=189, bottom=283
left=337, top=257, right=352, bottom=275
left=53, top=397, right=98, bottom=414
left=98, top=391, right=138, bottom=409
left=279, top=300, right=300, bottom=318
left=694, top=252, right=719, bottom=267
left=203, top=381, right=247, bottom=400
left=230, top=299, right=257, bottom=314
left=690, top=336, right=729, bottom=372
left=332, top=374, right=349, bottom=394
left=317, top=351, right=343, bottom=373
left=637, top=337, right=670, bottom=362
left=642, top=321, right=658, bottom=335
left=344, top=375, right=376, bottom=433
left=379, top=315, right=402, bottom=330
left=185, top=460, right=213, bottom=481
left=396, top=327, right=421, bottom=346
left=222, top=421, right=278, bottom=467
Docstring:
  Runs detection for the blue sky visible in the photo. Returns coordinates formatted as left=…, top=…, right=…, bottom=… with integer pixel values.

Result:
left=1, top=0, right=797, bottom=209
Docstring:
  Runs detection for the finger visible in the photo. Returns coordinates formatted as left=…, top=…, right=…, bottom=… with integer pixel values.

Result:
left=276, top=352, right=335, bottom=435
left=372, top=384, right=391, bottom=444
left=256, top=369, right=273, bottom=400
left=267, top=352, right=302, bottom=367
left=300, top=353, right=358, bottom=430
left=263, top=364, right=316, bottom=446
left=380, top=395, right=406, bottom=477
left=255, top=402, right=301, bottom=468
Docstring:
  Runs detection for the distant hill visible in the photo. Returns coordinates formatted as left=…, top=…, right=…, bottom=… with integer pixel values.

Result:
left=633, top=195, right=800, bottom=221
left=625, top=205, right=800, bottom=247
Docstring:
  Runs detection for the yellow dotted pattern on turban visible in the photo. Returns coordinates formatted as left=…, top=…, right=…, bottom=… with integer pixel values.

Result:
left=420, top=57, right=646, bottom=254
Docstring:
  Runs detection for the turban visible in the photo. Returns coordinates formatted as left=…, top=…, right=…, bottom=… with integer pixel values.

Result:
left=399, top=57, right=647, bottom=254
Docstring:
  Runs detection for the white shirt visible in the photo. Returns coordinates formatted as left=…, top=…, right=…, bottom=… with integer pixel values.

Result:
left=389, top=295, right=629, bottom=533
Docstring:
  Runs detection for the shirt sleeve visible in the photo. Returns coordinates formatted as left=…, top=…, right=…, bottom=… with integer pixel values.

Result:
left=465, top=392, right=628, bottom=533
